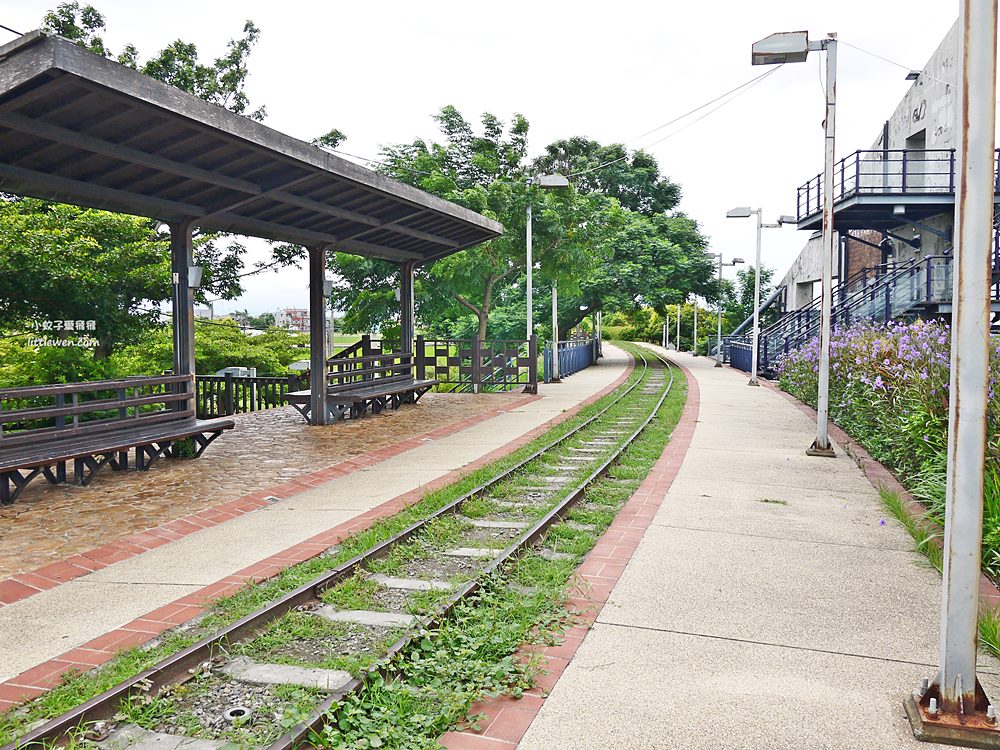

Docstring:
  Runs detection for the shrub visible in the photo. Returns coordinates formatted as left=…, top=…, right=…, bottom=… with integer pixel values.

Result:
left=778, top=318, right=1000, bottom=579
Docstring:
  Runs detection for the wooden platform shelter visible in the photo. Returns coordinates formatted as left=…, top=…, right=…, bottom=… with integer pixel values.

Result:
left=0, top=30, right=503, bottom=432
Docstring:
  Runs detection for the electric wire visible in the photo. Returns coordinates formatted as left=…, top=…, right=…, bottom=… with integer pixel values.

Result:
left=567, top=66, right=782, bottom=178
left=0, top=23, right=22, bottom=36
left=839, top=39, right=952, bottom=86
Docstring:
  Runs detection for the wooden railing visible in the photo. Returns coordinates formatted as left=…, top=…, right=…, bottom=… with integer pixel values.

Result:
left=195, top=374, right=304, bottom=419
left=0, top=374, right=193, bottom=446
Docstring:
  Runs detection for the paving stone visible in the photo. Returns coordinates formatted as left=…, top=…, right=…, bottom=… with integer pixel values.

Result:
left=99, top=725, right=227, bottom=750
left=369, top=574, right=453, bottom=591
left=443, top=547, right=500, bottom=558
left=313, top=605, right=417, bottom=628
left=0, top=393, right=522, bottom=580
left=222, top=656, right=352, bottom=690
left=462, top=518, right=529, bottom=530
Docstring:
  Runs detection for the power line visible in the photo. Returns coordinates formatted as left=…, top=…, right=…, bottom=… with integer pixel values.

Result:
left=624, top=67, right=782, bottom=145
left=568, top=66, right=782, bottom=178
left=640, top=67, right=781, bottom=150
left=0, top=23, right=22, bottom=36
left=839, top=39, right=952, bottom=86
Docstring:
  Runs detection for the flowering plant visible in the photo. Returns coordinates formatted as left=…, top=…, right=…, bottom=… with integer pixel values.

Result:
left=778, top=318, right=1000, bottom=578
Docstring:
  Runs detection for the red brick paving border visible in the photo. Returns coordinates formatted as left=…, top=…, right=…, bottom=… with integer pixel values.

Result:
left=0, top=396, right=544, bottom=608
left=0, top=357, right=635, bottom=713
left=755, top=374, right=1000, bottom=612
left=438, top=354, right=700, bottom=749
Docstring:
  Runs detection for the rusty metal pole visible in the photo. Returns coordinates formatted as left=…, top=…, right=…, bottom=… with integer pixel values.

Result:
left=940, top=0, right=997, bottom=716
left=807, top=35, right=838, bottom=458
left=905, top=4, right=1000, bottom=744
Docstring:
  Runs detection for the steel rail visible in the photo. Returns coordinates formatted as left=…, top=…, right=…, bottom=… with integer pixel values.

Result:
left=267, top=349, right=675, bottom=750
left=7, top=350, right=659, bottom=750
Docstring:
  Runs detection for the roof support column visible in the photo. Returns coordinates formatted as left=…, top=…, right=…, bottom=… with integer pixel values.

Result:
left=400, top=260, right=416, bottom=354
left=170, top=218, right=196, bottom=411
left=308, top=245, right=329, bottom=426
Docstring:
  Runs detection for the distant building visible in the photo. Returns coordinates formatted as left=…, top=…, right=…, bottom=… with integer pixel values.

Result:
left=275, top=308, right=309, bottom=332
left=777, top=21, right=963, bottom=313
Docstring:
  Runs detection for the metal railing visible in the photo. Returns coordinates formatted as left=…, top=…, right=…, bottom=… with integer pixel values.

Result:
left=728, top=341, right=753, bottom=373
left=753, top=254, right=956, bottom=372
left=543, top=337, right=598, bottom=383
left=796, top=148, right=1000, bottom=221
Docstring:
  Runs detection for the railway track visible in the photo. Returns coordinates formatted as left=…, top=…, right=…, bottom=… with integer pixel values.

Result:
left=7, top=346, right=676, bottom=750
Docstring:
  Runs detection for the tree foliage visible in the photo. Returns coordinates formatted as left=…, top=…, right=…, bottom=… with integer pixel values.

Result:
left=43, top=2, right=266, bottom=120
left=0, top=4, right=271, bottom=369
left=532, top=137, right=681, bottom=216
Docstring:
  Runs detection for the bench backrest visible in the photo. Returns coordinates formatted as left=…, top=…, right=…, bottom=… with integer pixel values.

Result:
left=327, top=352, right=414, bottom=393
left=0, top=375, right=194, bottom=449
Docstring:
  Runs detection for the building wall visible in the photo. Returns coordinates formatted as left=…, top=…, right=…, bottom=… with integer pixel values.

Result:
left=775, top=22, right=960, bottom=310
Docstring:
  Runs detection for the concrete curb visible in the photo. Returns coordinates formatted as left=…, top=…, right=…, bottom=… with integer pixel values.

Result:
left=0, top=355, right=635, bottom=713
left=437, top=353, right=698, bottom=750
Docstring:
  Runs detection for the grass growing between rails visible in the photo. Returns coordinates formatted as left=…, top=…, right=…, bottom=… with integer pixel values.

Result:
left=310, top=355, right=687, bottom=750
left=0, top=346, right=650, bottom=746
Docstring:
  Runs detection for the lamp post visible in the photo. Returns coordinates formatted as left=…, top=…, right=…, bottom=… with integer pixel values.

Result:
left=726, top=208, right=795, bottom=384
left=691, top=298, right=698, bottom=356
left=752, top=30, right=837, bottom=457
left=676, top=304, right=681, bottom=352
left=525, top=174, right=570, bottom=341
left=708, top=254, right=744, bottom=367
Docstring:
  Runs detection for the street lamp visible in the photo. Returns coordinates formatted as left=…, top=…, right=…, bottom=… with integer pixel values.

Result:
left=726, top=208, right=795, bottom=384
left=708, top=254, right=743, bottom=367
left=752, top=29, right=837, bottom=457
left=526, top=174, right=570, bottom=386
left=525, top=174, right=570, bottom=341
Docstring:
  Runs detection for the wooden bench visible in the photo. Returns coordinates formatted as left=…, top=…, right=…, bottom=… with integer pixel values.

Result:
left=0, top=375, right=234, bottom=505
left=284, top=352, right=438, bottom=423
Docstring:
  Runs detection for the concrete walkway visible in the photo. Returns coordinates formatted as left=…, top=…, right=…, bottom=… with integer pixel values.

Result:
left=0, top=348, right=628, bottom=686
left=518, top=349, right=1000, bottom=750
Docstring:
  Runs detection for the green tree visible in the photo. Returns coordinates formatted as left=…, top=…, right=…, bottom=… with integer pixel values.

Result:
left=43, top=2, right=266, bottom=120
left=532, top=137, right=682, bottom=216
left=329, top=106, right=617, bottom=342
left=0, top=4, right=271, bottom=372
left=721, top=265, right=776, bottom=334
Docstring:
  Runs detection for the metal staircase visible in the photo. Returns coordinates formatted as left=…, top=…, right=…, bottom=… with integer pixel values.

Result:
left=754, top=255, right=955, bottom=373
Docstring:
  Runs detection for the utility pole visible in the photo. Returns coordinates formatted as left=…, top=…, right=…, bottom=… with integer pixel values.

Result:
left=906, top=1, right=1000, bottom=743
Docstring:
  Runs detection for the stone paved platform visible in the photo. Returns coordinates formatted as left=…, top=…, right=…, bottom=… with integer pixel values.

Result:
left=0, top=347, right=630, bottom=705
left=0, top=392, right=519, bottom=580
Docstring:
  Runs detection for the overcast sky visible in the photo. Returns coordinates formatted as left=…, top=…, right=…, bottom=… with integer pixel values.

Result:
left=4, top=0, right=969, bottom=316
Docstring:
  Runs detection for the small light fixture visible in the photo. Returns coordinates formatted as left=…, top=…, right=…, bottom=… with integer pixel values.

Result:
left=323, top=279, right=334, bottom=297
left=777, top=215, right=797, bottom=225
left=906, top=70, right=921, bottom=81
left=893, top=205, right=906, bottom=216
left=731, top=257, right=745, bottom=264
left=188, top=265, right=204, bottom=289
left=726, top=207, right=754, bottom=218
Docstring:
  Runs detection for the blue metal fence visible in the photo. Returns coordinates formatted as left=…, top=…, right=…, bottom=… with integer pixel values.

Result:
left=729, top=341, right=753, bottom=373
left=543, top=338, right=597, bottom=383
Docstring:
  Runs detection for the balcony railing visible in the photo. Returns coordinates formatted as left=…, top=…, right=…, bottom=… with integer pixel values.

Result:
left=796, top=148, right=1000, bottom=221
